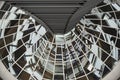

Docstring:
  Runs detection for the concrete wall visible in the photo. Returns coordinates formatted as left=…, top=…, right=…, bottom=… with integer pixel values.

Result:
left=0, top=61, right=17, bottom=80
left=103, top=61, right=120, bottom=80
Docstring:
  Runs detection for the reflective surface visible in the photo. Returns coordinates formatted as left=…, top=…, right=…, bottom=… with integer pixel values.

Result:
left=0, top=0, right=120, bottom=80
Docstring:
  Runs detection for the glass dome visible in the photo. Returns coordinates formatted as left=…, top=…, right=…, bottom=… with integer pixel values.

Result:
left=0, top=0, right=120, bottom=80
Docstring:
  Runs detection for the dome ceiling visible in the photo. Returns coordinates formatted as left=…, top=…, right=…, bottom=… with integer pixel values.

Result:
left=0, top=0, right=120, bottom=80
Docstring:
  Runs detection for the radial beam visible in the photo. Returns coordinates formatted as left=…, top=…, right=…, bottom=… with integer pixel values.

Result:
left=14, top=3, right=82, bottom=8
left=26, top=12, right=54, bottom=35
left=4, top=0, right=83, bottom=2
left=65, top=0, right=104, bottom=33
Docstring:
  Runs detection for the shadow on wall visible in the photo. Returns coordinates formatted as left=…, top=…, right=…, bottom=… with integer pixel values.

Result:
left=0, top=77, right=2, bottom=80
